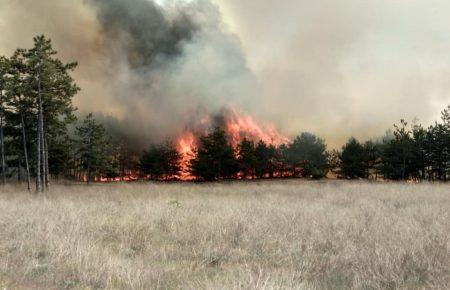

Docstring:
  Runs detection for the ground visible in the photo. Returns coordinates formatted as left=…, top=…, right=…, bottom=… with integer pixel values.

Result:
left=0, top=181, right=449, bottom=289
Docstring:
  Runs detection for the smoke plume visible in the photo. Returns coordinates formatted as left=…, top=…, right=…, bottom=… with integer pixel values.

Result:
left=0, top=0, right=255, bottom=148
left=1, top=0, right=450, bottom=148
left=90, top=0, right=197, bottom=69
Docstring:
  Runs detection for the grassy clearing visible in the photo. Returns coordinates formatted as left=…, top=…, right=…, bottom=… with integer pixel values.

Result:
left=0, top=181, right=449, bottom=289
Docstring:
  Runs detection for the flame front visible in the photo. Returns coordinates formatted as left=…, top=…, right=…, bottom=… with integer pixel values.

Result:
left=176, top=108, right=290, bottom=179
left=177, top=132, right=197, bottom=179
left=225, top=108, right=290, bottom=147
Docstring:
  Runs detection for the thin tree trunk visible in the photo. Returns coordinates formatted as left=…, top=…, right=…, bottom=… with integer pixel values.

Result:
left=402, top=156, right=406, bottom=180
left=21, top=113, right=31, bottom=192
left=0, top=91, right=6, bottom=185
left=18, top=155, right=21, bottom=183
left=36, top=108, right=41, bottom=192
left=40, top=118, right=46, bottom=190
left=36, top=67, right=43, bottom=193
left=120, top=158, right=124, bottom=181
left=43, top=126, right=49, bottom=188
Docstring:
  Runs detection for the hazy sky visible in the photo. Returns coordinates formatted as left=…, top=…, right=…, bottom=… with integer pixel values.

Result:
left=214, top=0, right=450, bottom=144
left=1, top=0, right=449, bottom=147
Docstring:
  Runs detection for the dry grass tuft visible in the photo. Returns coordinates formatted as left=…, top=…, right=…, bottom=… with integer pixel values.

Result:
left=0, top=181, right=449, bottom=289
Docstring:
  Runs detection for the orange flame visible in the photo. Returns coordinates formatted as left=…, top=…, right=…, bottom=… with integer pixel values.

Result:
left=224, top=108, right=290, bottom=147
left=176, top=108, right=290, bottom=179
left=177, top=132, right=197, bottom=180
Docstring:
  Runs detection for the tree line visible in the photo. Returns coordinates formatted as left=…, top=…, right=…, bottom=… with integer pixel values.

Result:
left=139, top=111, right=450, bottom=182
left=140, top=131, right=329, bottom=181
left=0, top=36, right=122, bottom=189
left=0, top=36, right=79, bottom=191
left=337, top=114, right=450, bottom=181
left=0, top=36, right=449, bottom=188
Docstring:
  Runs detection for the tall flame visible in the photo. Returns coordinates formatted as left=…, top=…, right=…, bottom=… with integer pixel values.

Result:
left=176, top=108, right=290, bottom=179
left=224, top=108, right=290, bottom=147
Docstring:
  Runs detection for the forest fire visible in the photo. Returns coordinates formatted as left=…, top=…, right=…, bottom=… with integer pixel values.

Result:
left=224, top=108, right=290, bottom=147
left=177, top=132, right=197, bottom=179
left=176, top=108, right=290, bottom=179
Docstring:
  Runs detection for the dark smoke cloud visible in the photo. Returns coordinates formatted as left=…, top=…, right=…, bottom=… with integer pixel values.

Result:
left=0, top=0, right=256, bottom=149
left=84, top=0, right=255, bottom=147
left=3, top=0, right=449, bottom=148
left=90, top=0, right=197, bottom=69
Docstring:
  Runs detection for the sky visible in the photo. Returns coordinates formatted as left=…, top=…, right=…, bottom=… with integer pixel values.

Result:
left=0, top=0, right=449, bottom=147
left=214, top=0, right=450, bottom=143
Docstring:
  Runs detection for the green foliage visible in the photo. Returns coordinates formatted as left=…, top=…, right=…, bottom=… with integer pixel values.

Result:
left=76, top=113, right=111, bottom=183
left=237, top=138, right=256, bottom=178
left=47, top=135, right=74, bottom=177
left=25, top=36, right=79, bottom=135
left=379, top=120, right=415, bottom=180
left=140, top=141, right=182, bottom=180
left=254, top=140, right=278, bottom=178
left=287, top=132, right=328, bottom=178
left=340, top=138, right=366, bottom=179
left=189, top=127, right=238, bottom=181
left=0, top=36, right=79, bottom=186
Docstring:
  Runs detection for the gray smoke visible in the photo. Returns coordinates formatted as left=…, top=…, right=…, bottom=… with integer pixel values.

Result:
left=0, top=0, right=256, bottom=149
left=89, top=0, right=255, bottom=147
left=90, top=0, right=197, bottom=70
left=3, top=0, right=449, bottom=148
left=0, top=0, right=255, bottom=147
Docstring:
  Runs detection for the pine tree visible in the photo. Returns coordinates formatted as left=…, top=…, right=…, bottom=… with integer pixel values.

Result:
left=141, top=141, right=182, bottom=180
left=189, top=127, right=237, bottom=181
left=6, top=50, right=33, bottom=190
left=440, top=106, right=450, bottom=180
left=277, top=143, right=290, bottom=177
left=237, top=138, right=256, bottom=179
left=24, top=35, right=79, bottom=191
left=0, top=56, right=8, bottom=185
left=411, top=123, right=428, bottom=181
left=288, top=133, right=328, bottom=178
left=427, top=123, right=448, bottom=181
left=363, top=140, right=381, bottom=179
left=76, top=114, right=110, bottom=184
left=340, top=138, right=366, bottom=179
left=380, top=120, right=414, bottom=180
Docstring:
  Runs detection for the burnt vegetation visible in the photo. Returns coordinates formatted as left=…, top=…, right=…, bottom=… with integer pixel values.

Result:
left=0, top=36, right=449, bottom=189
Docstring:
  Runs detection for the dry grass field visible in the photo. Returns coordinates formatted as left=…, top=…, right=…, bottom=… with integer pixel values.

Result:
left=0, top=181, right=449, bottom=289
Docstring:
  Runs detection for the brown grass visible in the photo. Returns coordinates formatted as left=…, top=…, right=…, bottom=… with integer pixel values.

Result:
left=0, top=181, right=449, bottom=289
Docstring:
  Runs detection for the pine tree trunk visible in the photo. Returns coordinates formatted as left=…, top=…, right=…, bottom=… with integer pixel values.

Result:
left=40, top=118, right=46, bottom=190
left=36, top=109, right=41, bottom=192
left=21, top=113, right=31, bottom=191
left=36, top=68, right=43, bottom=193
left=87, top=166, right=91, bottom=185
left=0, top=91, right=6, bottom=185
left=18, top=155, right=21, bottom=183
left=120, top=159, right=124, bottom=181
left=43, top=126, right=49, bottom=188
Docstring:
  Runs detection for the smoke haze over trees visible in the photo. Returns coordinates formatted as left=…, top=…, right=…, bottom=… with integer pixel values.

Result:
left=0, top=34, right=449, bottom=185
left=1, top=0, right=450, bottom=185
left=0, top=0, right=255, bottom=149
left=1, top=0, right=450, bottom=148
